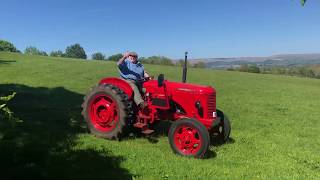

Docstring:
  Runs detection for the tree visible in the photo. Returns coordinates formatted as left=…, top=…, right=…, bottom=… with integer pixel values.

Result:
left=50, top=50, right=64, bottom=57
left=65, top=43, right=87, bottom=59
left=301, top=0, right=307, bottom=6
left=248, top=65, right=260, bottom=73
left=138, top=57, right=147, bottom=62
left=92, top=52, right=106, bottom=60
left=0, top=40, right=19, bottom=52
left=24, top=46, right=48, bottom=56
left=176, top=59, right=191, bottom=67
left=107, top=53, right=123, bottom=61
left=306, top=69, right=315, bottom=78
left=193, top=61, right=206, bottom=68
left=239, top=64, right=249, bottom=72
left=238, top=64, right=260, bottom=73
left=39, top=51, right=48, bottom=56
left=24, top=46, right=38, bottom=55
left=143, top=56, right=174, bottom=66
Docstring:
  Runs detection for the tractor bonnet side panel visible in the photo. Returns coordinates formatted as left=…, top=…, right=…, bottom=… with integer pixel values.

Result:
left=166, top=81, right=217, bottom=129
left=143, top=80, right=170, bottom=109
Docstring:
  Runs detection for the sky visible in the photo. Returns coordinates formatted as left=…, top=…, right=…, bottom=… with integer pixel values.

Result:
left=1, top=0, right=320, bottom=59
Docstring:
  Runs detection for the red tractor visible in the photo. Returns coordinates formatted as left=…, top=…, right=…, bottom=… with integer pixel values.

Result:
left=81, top=53, right=231, bottom=158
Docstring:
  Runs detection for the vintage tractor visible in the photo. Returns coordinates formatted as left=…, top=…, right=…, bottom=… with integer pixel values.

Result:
left=81, top=52, right=231, bottom=158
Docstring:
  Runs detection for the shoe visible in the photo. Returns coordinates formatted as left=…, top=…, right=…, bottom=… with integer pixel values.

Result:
left=139, top=102, right=148, bottom=109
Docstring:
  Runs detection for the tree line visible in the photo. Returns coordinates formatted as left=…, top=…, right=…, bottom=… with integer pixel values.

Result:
left=0, top=39, right=206, bottom=68
left=228, top=64, right=320, bottom=79
left=0, top=39, right=87, bottom=59
left=93, top=53, right=206, bottom=68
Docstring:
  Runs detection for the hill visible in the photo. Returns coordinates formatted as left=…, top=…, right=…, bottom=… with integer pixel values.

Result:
left=0, top=52, right=319, bottom=179
left=190, top=53, right=320, bottom=68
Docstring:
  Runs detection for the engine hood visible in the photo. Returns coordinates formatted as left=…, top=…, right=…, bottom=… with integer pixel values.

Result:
left=166, top=81, right=215, bottom=95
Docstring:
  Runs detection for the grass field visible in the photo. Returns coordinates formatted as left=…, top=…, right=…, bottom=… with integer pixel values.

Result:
left=0, top=52, right=319, bottom=179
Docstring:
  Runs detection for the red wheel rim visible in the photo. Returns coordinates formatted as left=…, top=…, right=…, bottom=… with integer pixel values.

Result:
left=89, top=94, right=119, bottom=132
left=173, top=125, right=202, bottom=155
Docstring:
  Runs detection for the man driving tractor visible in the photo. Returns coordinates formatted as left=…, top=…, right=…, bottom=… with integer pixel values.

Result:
left=117, top=51, right=150, bottom=109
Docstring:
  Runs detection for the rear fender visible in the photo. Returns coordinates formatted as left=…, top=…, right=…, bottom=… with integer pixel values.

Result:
left=99, top=77, right=133, bottom=98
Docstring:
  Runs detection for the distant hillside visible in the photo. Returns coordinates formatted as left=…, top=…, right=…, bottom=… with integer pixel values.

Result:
left=190, top=53, right=320, bottom=68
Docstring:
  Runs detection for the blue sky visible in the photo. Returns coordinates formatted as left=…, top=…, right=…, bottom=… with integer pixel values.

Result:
left=1, top=0, right=320, bottom=59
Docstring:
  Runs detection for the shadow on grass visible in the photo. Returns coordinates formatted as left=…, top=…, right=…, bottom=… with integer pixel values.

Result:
left=0, top=59, right=16, bottom=64
left=0, top=84, right=132, bottom=179
left=211, top=137, right=236, bottom=146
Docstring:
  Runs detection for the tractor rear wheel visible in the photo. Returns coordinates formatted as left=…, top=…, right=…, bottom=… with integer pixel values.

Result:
left=168, top=118, right=210, bottom=158
left=81, top=84, right=132, bottom=139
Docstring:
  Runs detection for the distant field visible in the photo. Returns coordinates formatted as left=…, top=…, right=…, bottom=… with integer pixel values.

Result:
left=0, top=52, right=319, bottom=179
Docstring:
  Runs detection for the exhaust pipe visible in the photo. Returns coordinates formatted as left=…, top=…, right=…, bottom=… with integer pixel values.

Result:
left=182, top=51, right=188, bottom=83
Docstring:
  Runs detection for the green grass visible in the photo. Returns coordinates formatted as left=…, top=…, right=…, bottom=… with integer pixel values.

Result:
left=0, top=52, right=320, bottom=179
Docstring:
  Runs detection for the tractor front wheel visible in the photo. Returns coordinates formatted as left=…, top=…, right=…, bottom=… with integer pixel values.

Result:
left=211, top=110, right=231, bottom=142
left=168, top=118, right=210, bottom=158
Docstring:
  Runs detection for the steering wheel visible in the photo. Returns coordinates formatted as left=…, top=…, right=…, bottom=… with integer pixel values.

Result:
left=137, top=76, right=153, bottom=83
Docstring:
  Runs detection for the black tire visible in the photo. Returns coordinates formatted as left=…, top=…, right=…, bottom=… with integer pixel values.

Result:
left=213, top=110, right=231, bottom=142
left=168, top=118, right=210, bottom=158
left=222, top=115, right=231, bottom=141
left=81, top=84, right=133, bottom=139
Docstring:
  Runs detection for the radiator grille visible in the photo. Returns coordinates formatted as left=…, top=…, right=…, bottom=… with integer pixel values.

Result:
left=207, top=93, right=216, bottom=117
